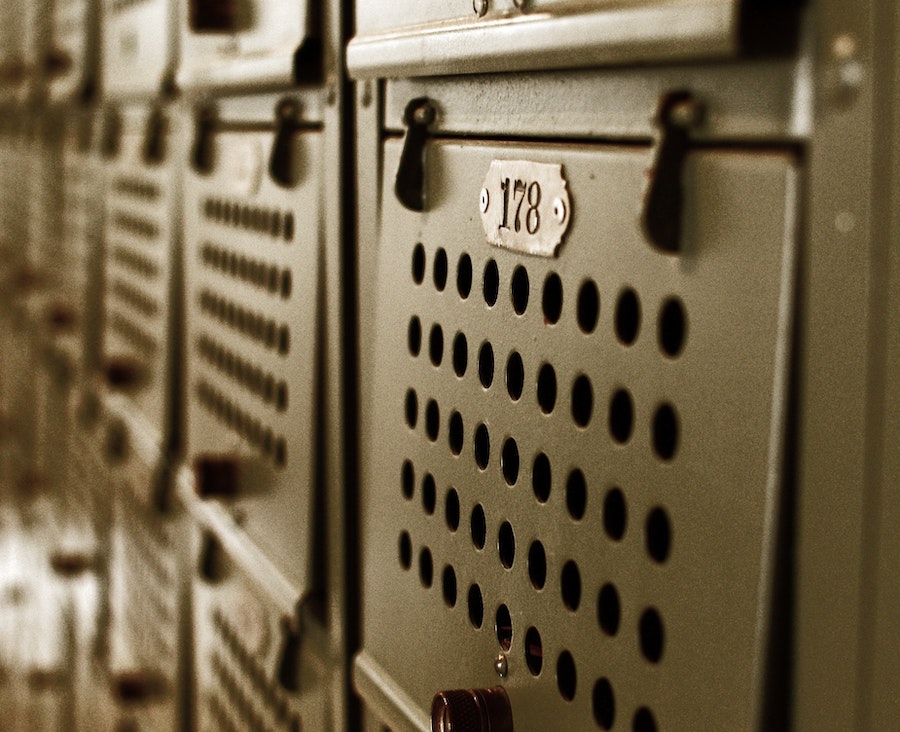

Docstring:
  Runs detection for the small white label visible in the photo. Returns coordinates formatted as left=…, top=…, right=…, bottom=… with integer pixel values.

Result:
left=480, top=160, right=571, bottom=258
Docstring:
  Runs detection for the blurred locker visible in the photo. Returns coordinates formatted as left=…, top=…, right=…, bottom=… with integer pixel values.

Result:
left=175, top=0, right=350, bottom=728
left=350, top=1, right=806, bottom=730
left=99, top=0, right=187, bottom=728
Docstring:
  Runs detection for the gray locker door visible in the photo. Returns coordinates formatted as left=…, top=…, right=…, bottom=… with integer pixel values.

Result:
left=358, top=137, right=798, bottom=730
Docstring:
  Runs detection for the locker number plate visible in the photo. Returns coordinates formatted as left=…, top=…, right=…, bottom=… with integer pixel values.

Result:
left=480, top=160, right=571, bottom=257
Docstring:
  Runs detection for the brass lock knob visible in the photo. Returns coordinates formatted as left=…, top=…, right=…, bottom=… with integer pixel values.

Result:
left=431, top=687, right=513, bottom=732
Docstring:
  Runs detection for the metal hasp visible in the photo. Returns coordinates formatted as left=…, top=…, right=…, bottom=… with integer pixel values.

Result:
left=642, top=91, right=705, bottom=254
left=191, top=106, right=217, bottom=175
left=431, top=687, right=514, bottom=732
left=269, top=98, right=306, bottom=188
left=395, top=97, right=436, bottom=212
left=142, top=107, right=168, bottom=165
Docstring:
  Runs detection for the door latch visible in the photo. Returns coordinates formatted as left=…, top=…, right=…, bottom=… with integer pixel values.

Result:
left=395, top=97, right=436, bottom=212
left=641, top=91, right=705, bottom=254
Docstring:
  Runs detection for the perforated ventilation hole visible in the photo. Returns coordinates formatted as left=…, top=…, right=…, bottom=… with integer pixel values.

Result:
left=593, top=678, right=615, bottom=730
left=412, top=244, right=425, bottom=284
left=615, top=288, right=641, bottom=345
left=280, top=270, right=292, bottom=299
left=566, top=469, right=587, bottom=521
left=659, top=297, right=686, bottom=357
left=425, top=400, right=440, bottom=442
left=577, top=280, right=600, bottom=334
left=498, top=521, right=516, bottom=569
left=598, top=583, right=620, bottom=637
left=542, top=272, right=563, bottom=325
left=501, top=438, right=519, bottom=486
left=511, top=266, right=529, bottom=315
left=474, top=423, right=490, bottom=470
left=639, top=608, right=664, bottom=664
left=561, top=560, right=582, bottom=611
left=419, top=547, right=433, bottom=588
left=445, top=488, right=460, bottom=532
left=398, top=532, right=412, bottom=570
left=609, top=389, right=634, bottom=444
left=528, top=540, right=547, bottom=590
left=448, top=411, right=464, bottom=456
left=452, top=332, right=468, bottom=377
left=483, top=259, right=499, bottom=306
left=408, top=317, right=422, bottom=357
left=457, top=253, right=473, bottom=299
left=494, top=604, right=513, bottom=652
left=652, top=403, right=679, bottom=461
left=506, top=352, right=524, bottom=401
left=471, top=504, right=487, bottom=550
left=525, top=627, right=543, bottom=676
left=556, top=651, right=577, bottom=702
left=532, top=453, right=551, bottom=503
left=645, top=507, right=671, bottom=564
left=633, top=707, right=657, bottom=732
left=571, top=375, right=593, bottom=428
left=468, top=584, right=484, bottom=629
left=537, top=363, right=557, bottom=413
left=401, top=461, right=414, bottom=500
left=429, top=324, right=444, bottom=366
left=433, top=248, right=448, bottom=291
left=603, top=487, right=627, bottom=541
left=478, top=341, right=494, bottom=388
left=442, top=565, right=457, bottom=608
left=405, top=389, right=418, bottom=429
left=422, top=473, right=436, bottom=515
left=283, top=212, right=295, bottom=241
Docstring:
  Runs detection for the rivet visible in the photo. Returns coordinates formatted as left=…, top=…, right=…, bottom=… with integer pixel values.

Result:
left=480, top=188, right=490, bottom=213
left=494, top=652, right=508, bottom=677
left=473, top=0, right=488, bottom=17
left=553, top=197, right=567, bottom=223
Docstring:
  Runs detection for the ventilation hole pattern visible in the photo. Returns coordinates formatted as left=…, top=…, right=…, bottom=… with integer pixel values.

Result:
left=195, top=380, right=287, bottom=468
left=111, top=244, right=159, bottom=278
left=112, top=211, right=159, bottom=240
left=111, top=278, right=160, bottom=318
left=109, top=310, right=157, bottom=355
left=113, top=175, right=160, bottom=200
left=200, top=242, right=292, bottom=299
left=198, top=289, right=290, bottom=355
left=195, top=335, right=288, bottom=413
left=203, top=197, right=295, bottom=242
left=392, top=242, right=687, bottom=727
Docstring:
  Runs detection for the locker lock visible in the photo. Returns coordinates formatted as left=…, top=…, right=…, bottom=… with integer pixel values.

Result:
left=103, top=356, right=146, bottom=393
left=193, top=455, right=240, bottom=498
left=641, top=91, right=705, bottom=254
left=431, top=687, right=514, bottom=732
left=395, top=97, right=436, bottom=212
left=191, top=105, right=217, bottom=175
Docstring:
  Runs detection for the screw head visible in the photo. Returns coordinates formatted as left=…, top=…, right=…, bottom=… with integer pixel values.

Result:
left=553, top=197, right=567, bottom=224
left=480, top=188, right=490, bottom=213
left=494, top=653, right=508, bottom=677
left=473, top=0, right=488, bottom=17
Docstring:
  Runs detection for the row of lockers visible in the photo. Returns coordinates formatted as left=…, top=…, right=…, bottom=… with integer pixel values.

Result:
left=0, top=0, right=898, bottom=731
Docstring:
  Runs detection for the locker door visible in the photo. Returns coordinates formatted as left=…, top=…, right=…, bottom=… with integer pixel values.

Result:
left=357, top=135, right=798, bottom=730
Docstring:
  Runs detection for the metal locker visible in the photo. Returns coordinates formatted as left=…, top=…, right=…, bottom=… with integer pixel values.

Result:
left=101, top=102, right=181, bottom=449
left=102, top=0, right=178, bottom=98
left=352, top=34, right=805, bottom=729
left=177, top=0, right=320, bottom=90
left=181, top=91, right=323, bottom=594
left=184, top=495, right=329, bottom=732
left=348, top=0, right=804, bottom=79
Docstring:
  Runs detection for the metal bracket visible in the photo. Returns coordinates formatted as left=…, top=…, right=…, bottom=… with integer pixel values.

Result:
left=395, top=97, right=436, bottom=212
left=641, top=91, right=705, bottom=254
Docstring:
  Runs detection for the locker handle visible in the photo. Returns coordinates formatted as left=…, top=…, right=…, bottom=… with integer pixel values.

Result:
left=641, top=91, right=705, bottom=254
left=197, top=530, right=227, bottom=583
left=268, top=98, right=309, bottom=189
left=395, top=97, right=436, bottom=212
